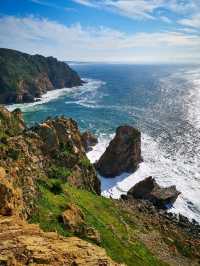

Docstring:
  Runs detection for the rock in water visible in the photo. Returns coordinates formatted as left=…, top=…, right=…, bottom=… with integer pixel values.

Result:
left=95, top=125, right=142, bottom=177
left=127, top=176, right=181, bottom=209
left=81, top=131, right=98, bottom=152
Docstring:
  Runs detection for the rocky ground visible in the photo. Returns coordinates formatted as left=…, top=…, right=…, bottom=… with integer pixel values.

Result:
left=0, top=215, right=120, bottom=266
left=0, top=106, right=199, bottom=266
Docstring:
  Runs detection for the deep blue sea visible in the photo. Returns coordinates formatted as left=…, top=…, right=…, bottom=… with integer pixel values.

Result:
left=7, top=63, right=200, bottom=223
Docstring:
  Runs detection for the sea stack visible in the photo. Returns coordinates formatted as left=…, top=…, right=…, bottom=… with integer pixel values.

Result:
left=95, top=125, right=142, bottom=177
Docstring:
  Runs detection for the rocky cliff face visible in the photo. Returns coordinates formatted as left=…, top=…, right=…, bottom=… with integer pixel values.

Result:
left=0, top=48, right=83, bottom=104
left=0, top=107, right=100, bottom=219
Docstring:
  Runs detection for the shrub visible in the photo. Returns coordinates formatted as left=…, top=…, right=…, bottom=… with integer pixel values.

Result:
left=48, top=165, right=72, bottom=180
left=80, top=157, right=91, bottom=168
left=7, top=148, right=20, bottom=160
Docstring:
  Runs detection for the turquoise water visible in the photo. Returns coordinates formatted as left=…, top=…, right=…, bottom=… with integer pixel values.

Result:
left=7, top=63, right=200, bottom=223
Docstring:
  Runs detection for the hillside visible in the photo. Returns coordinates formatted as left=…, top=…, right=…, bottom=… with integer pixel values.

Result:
left=0, top=106, right=199, bottom=266
left=0, top=48, right=83, bottom=104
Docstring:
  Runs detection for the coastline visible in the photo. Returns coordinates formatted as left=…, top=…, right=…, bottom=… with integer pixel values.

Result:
left=4, top=66, right=200, bottom=225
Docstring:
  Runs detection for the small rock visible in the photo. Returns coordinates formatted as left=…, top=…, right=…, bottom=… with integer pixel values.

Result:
left=84, top=227, right=101, bottom=244
left=81, top=131, right=98, bottom=152
left=62, top=203, right=85, bottom=233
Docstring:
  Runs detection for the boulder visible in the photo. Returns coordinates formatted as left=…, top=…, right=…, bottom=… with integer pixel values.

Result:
left=61, top=203, right=101, bottom=244
left=127, top=176, right=181, bottom=209
left=83, top=226, right=101, bottom=244
left=95, top=125, right=142, bottom=177
left=81, top=131, right=98, bottom=152
left=62, top=203, right=85, bottom=233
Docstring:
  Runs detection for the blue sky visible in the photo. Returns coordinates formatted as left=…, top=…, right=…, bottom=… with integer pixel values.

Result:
left=0, top=0, right=200, bottom=63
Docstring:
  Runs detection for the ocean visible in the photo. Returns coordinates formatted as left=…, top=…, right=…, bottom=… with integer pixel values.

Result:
left=7, top=63, right=200, bottom=223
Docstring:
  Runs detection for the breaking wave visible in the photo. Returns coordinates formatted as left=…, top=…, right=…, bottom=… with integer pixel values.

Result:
left=6, top=78, right=104, bottom=112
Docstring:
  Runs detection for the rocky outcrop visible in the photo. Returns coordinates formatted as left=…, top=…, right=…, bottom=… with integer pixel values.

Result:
left=0, top=107, right=100, bottom=219
left=33, top=117, right=100, bottom=194
left=81, top=131, right=98, bottom=152
left=62, top=203, right=85, bottom=233
left=0, top=48, right=83, bottom=104
left=95, top=125, right=142, bottom=177
left=0, top=106, right=25, bottom=137
left=61, top=203, right=101, bottom=244
left=0, top=216, right=120, bottom=266
left=126, top=176, right=181, bottom=209
left=0, top=167, right=23, bottom=216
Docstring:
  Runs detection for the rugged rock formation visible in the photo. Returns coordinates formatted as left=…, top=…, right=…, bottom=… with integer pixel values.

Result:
left=81, top=131, right=98, bottom=152
left=33, top=117, right=100, bottom=194
left=126, top=176, right=181, bottom=209
left=0, top=106, right=100, bottom=219
left=0, top=48, right=83, bottom=104
left=95, top=125, right=142, bottom=177
left=0, top=216, right=120, bottom=266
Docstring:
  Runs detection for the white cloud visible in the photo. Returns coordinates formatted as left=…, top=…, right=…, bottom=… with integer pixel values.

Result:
left=30, top=0, right=76, bottom=11
left=179, top=14, right=200, bottom=28
left=73, top=0, right=97, bottom=8
left=160, top=16, right=172, bottom=23
left=73, top=0, right=165, bottom=20
left=0, top=16, right=199, bottom=63
left=102, top=0, right=165, bottom=20
left=72, top=0, right=200, bottom=21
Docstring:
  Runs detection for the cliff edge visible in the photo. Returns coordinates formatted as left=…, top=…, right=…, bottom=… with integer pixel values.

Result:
left=0, top=48, right=83, bottom=104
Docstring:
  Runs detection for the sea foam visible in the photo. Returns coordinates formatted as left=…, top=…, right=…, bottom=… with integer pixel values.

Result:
left=6, top=78, right=104, bottom=112
left=87, top=132, right=200, bottom=223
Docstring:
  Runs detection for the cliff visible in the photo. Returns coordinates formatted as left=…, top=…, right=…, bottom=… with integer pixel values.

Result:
left=0, top=106, right=199, bottom=266
left=0, top=48, right=83, bottom=104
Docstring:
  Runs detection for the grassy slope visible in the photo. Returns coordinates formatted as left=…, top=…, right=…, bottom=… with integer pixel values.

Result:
left=30, top=178, right=168, bottom=266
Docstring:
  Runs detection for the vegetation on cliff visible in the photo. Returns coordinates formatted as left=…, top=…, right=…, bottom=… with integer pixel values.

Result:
left=0, top=48, right=83, bottom=104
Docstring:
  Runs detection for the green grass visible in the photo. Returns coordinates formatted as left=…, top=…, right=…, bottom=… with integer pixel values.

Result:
left=79, top=157, right=91, bottom=168
left=29, top=178, right=168, bottom=266
left=48, top=165, right=72, bottom=180
left=30, top=179, right=71, bottom=236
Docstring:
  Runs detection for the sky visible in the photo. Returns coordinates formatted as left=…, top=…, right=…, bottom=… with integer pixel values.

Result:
left=0, top=0, right=200, bottom=63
